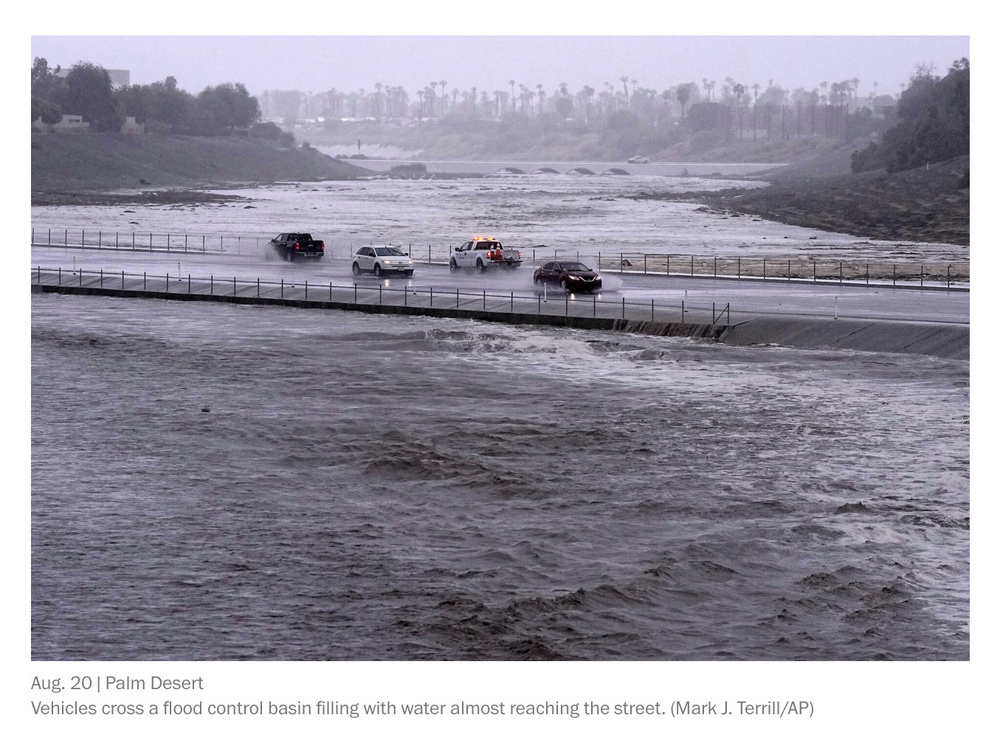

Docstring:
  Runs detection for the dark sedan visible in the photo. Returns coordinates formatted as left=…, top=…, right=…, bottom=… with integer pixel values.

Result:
left=533, top=261, right=603, bottom=293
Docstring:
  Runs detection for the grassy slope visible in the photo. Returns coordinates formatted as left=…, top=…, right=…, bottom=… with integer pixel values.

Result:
left=31, top=133, right=364, bottom=192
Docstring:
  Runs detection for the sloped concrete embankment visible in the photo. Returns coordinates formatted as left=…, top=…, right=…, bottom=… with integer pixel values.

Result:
left=718, top=315, right=968, bottom=359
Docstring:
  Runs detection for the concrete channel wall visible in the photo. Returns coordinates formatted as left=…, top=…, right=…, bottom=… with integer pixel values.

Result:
left=31, top=272, right=969, bottom=360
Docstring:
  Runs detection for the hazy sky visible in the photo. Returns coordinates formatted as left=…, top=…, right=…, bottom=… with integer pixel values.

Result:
left=30, top=35, right=970, bottom=100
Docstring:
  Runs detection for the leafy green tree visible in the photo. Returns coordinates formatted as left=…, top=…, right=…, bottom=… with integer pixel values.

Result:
left=851, top=59, right=969, bottom=173
left=63, top=62, right=119, bottom=131
left=31, top=57, right=64, bottom=101
left=195, top=82, right=260, bottom=135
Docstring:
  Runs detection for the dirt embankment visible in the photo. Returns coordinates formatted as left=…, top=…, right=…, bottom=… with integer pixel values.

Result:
left=31, top=133, right=365, bottom=204
left=637, top=154, right=970, bottom=247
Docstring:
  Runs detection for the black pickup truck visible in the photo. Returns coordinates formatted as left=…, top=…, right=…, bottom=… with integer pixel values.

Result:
left=268, top=233, right=325, bottom=261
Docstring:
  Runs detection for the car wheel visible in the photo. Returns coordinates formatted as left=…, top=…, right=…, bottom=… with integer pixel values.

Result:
left=449, top=258, right=458, bottom=271
left=560, top=279, right=569, bottom=291
left=476, top=259, right=486, bottom=273
left=288, top=251, right=296, bottom=262
left=374, top=264, right=382, bottom=277
left=352, top=262, right=361, bottom=276
left=404, top=270, right=414, bottom=277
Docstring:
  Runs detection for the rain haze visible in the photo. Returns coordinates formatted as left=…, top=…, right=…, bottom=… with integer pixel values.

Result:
left=30, top=34, right=971, bottom=101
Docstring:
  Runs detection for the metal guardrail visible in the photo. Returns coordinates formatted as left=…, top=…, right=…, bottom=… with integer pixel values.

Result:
left=30, top=227, right=970, bottom=289
left=31, top=266, right=733, bottom=327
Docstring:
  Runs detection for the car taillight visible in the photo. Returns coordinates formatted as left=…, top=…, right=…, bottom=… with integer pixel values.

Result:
left=295, top=242, right=301, bottom=250
left=320, top=242, right=324, bottom=250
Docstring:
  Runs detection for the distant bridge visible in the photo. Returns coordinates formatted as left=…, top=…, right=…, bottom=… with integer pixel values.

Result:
left=337, top=158, right=785, bottom=177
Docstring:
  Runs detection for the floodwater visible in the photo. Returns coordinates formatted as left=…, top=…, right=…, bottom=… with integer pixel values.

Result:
left=30, top=171, right=969, bottom=661
left=31, top=295, right=968, bottom=661
left=29, top=172, right=969, bottom=263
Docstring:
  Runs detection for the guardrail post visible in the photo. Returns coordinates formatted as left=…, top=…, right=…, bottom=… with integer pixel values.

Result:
left=121, top=271, right=124, bottom=289
left=620, top=252, right=623, bottom=272
left=167, top=233, right=170, bottom=252
left=329, top=282, right=333, bottom=301
left=165, top=272, right=168, bottom=291
left=920, top=265, right=924, bottom=289
left=429, top=287, right=433, bottom=306
left=565, top=294, right=569, bottom=316
left=651, top=299, right=654, bottom=322
left=483, top=289, right=486, bottom=310
left=234, top=276, right=237, bottom=297
left=866, top=262, right=870, bottom=285
left=622, top=297, right=625, bottom=319
left=813, top=260, right=817, bottom=282
left=644, top=254, right=647, bottom=274
left=893, top=265, right=896, bottom=286
left=143, top=272, right=147, bottom=291
left=598, top=252, right=601, bottom=270
left=100, top=269, right=103, bottom=288
left=98, top=231, right=102, bottom=249
left=763, top=258, right=767, bottom=279
left=354, top=284, right=357, bottom=303
left=510, top=291, right=514, bottom=312
left=210, top=274, right=214, bottom=295
left=690, top=255, right=694, bottom=277
left=305, top=280, right=308, bottom=300
left=714, top=257, right=717, bottom=278
left=258, top=278, right=260, bottom=298
left=188, top=274, right=191, bottom=294
left=787, top=259, right=791, bottom=280
left=737, top=257, right=741, bottom=279
left=58, top=267, right=61, bottom=285
left=681, top=299, right=684, bottom=323
left=667, top=255, right=670, bottom=276
left=280, top=279, right=283, bottom=299
left=947, top=265, right=951, bottom=289
left=839, top=261, right=843, bottom=284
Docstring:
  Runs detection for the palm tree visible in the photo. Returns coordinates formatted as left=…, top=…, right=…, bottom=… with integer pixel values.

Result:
left=620, top=75, right=630, bottom=103
left=732, top=83, right=745, bottom=139
left=582, top=85, right=594, bottom=124
left=439, top=80, right=447, bottom=113
left=509, top=80, right=516, bottom=112
left=676, top=83, right=691, bottom=120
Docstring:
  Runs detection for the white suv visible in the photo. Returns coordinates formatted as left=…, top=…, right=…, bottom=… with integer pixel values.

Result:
left=352, top=246, right=415, bottom=277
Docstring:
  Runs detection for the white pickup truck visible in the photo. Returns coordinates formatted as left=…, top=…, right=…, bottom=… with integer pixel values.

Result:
left=449, top=237, right=523, bottom=272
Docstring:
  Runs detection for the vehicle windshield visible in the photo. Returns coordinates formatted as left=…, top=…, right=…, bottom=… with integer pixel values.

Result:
left=560, top=262, right=590, bottom=272
left=375, top=247, right=406, bottom=257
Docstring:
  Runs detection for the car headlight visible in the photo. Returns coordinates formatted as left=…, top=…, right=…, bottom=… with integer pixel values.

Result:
left=594, top=275, right=602, bottom=281
left=567, top=275, right=581, bottom=281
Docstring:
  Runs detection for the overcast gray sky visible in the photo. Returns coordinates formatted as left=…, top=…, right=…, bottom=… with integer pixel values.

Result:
left=30, top=34, right=970, bottom=100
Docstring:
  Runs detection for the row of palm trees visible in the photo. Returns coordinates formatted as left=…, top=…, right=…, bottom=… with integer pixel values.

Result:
left=258, top=75, right=893, bottom=128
